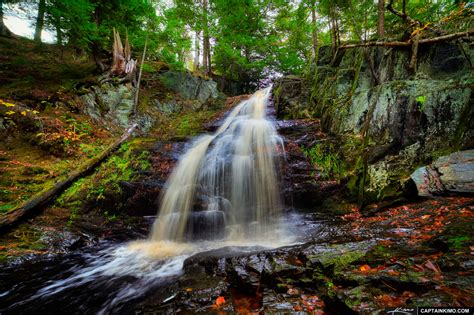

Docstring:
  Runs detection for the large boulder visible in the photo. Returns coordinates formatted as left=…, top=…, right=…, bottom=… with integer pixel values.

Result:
left=81, top=82, right=135, bottom=127
left=159, top=70, right=225, bottom=109
left=411, top=150, right=474, bottom=196
left=273, top=75, right=309, bottom=119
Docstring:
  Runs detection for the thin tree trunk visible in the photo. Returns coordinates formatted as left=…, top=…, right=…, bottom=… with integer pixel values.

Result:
left=330, top=17, right=337, bottom=55
left=194, top=30, right=200, bottom=70
left=202, top=0, right=211, bottom=76
left=55, top=18, right=62, bottom=45
left=92, top=42, right=106, bottom=72
left=377, top=0, right=385, bottom=38
left=134, top=35, right=148, bottom=115
left=207, top=40, right=211, bottom=75
left=34, top=0, right=46, bottom=42
left=0, top=124, right=138, bottom=232
left=310, top=0, right=318, bottom=60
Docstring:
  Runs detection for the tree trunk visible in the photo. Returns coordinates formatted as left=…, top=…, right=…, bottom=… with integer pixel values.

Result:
left=0, top=0, right=12, bottom=37
left=194, top=30, right=200, bottom=70
left=134, top=34, right=148, bottom=115
left=91, top=42, right=106, bottom=72
left=330, top=17, right=337, bottom=55
left=202, top=0, right=211, bottom=76
left=0, top=124, right=138, bottom=233
left=310, top=0, right=318, bottom=60
left=377, top=0, right=385, bottom=38
left=207, top=40, right=211, bottom=75
left=56, top=25, right=62, bottom=45
left=34, top=0, right=46, bottom=42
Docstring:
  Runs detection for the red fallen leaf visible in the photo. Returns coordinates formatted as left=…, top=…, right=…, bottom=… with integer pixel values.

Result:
left=412, top=264, right=425, bottom=272
left=374, top=294, right=404, bottom=307
left=359, top=264, right=371, bottom=272
left=424, top=260, right=441, bottom=274
left=387, top=269, right=401, bottom=276
left=215, top=296, right=225, bottom=308
left=293, top=305, right=303, bottom=311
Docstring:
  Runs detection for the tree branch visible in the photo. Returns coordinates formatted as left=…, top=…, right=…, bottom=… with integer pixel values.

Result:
left=387, top=0, right=444, bottom=35
left=339, top=30, right=474, bottom=49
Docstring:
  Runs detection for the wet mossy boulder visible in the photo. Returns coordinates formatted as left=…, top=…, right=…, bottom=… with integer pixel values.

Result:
left=81, top=82, right=136, bottom=128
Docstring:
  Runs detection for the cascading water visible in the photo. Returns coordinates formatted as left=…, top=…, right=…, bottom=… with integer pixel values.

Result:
left=150, top=86, right=286, bottom=243
left=1, top=87, right=298, bottom=314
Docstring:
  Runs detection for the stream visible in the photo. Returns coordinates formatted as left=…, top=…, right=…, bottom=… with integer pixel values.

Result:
left=0, top=212, right=349, bottom=314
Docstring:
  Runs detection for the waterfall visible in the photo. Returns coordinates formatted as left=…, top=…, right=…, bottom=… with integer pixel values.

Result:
left=150, top=86, right=285, bottom=242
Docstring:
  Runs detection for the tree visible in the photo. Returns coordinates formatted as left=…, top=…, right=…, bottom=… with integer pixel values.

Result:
left=45, top=0, right=156, bottom=72
left=201, top=0, right=211, bottom=75
left=377, top=0, right=384, bottom=38
left=34, top=0, right=46, bottom=42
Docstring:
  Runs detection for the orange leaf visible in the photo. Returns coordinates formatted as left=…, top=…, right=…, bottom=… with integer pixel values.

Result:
left=359, top=264, right=371, bottom=272
left=215, top=296, right=225, bottom=307
left=387, top=269, right=401, bottom=276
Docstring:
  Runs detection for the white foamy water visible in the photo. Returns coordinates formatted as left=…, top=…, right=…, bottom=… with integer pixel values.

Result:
left=151, top=86, right=287, bottom=242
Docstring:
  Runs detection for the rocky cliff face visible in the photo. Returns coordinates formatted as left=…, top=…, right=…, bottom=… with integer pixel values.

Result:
left=80, top=70, right=225, bottom=132
left=274, top=42, right=473, bottom=207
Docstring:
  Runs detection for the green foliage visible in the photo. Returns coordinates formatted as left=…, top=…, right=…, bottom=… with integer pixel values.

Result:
left=0, top=203, right=14, bottom=213
left=447, top=236, right=470, bottom=250
left=6, top=0, right=470, bottom=87
left=416, top=95, right=427, bottom=112
left=302, top=143, right=345, bottom=180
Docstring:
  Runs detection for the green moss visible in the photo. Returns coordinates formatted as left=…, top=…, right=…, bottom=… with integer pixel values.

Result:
left=301, top=143, right=347, bottom=180
left=309, top=244, right=368, bottom=273
left=447, top=236, right=470, bottom=250
left=0, top=203, right=14, bottom=213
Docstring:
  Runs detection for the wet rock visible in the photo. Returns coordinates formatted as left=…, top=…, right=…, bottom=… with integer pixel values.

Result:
left=411, top=150, right=474, bottom=196
left=273, top=42, right=473, bottom=205
left=273, top=76, right=309, bottom=119
left=186, top=210, right=226, bottom=240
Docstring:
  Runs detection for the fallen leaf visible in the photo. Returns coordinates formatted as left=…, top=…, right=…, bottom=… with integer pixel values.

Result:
left=215, top=296, right=225, bottom=308
left=359, top=264, right=371, bottom=272
left=424, top=260, right=441, bottom=274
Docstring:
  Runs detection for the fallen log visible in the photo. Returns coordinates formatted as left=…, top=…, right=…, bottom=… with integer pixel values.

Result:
left=339, top=30, right=474, bottom=49
left=0, top=123, right=138, bottom=233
